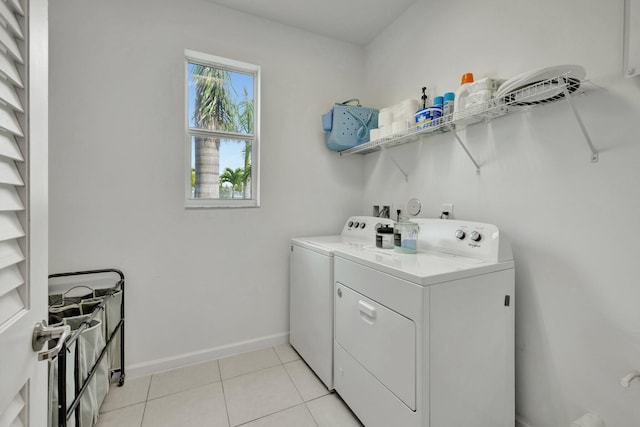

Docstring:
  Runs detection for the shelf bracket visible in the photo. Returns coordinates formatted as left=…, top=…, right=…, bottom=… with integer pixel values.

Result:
left=562, top=86, right=599, bottom=163
left=447, top=125, right=481, bottom=175
left=381, top=145, right=409, bottom=182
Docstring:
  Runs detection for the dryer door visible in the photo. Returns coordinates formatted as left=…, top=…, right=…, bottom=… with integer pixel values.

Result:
left=335, top=282, right=416, bottom=410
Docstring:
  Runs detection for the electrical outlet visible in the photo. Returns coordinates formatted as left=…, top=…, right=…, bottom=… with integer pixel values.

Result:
left=442, top=203, right=454, bottom=218
left=373, top=204, right=392, bottom=219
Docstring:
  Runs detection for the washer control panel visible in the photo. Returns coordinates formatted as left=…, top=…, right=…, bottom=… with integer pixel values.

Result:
left=347, top=221, right=367, bottom=229
left=343, top=216, right=394, bottom=239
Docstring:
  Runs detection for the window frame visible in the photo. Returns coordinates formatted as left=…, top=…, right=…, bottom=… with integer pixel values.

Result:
left=184, top=49, right=261, bottom=208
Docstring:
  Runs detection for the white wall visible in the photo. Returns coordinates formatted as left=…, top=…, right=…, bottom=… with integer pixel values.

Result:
left=48, top=0, right=365, bottom=374
left=363, top=1, right=640, bottom=426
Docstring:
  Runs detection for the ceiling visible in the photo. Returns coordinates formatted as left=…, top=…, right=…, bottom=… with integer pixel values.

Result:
left=205, top=0, right=418, bottom=45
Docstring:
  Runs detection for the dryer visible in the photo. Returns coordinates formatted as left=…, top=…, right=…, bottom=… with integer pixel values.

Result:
left=332, top=218, right=515, bottom=427
left=289, top=216, right=393, bottom=389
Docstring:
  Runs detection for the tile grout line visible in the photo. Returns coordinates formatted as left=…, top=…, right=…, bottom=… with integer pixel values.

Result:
left=218, top=359, right=233, bottom=427
left=100, top=396, right=147, bottom=414
left=274, top=343, right=302, bottom=365
left=225, top=346, right=294, bottom=426
left=142, top=380, right=223, bottom=403
left=141, top=346, right=287, bottom=392
left=274, top=345, right=286, bottom=364
left=224, top=346, right=307, bottom=426
left=218, top=347, right=282, bottom=381
left=139, top=376, right=153, bottom=427
left=139, top=401, right=148, bottom=427
left=305, top=392, right=335, bottom=404
left=308, top=393, right=363, bottom=427
left=220, top=362, right=284, bottom=383
left=280, top=355, right=320, bottom=427
left=143, top=360, right=224, bottom=402
left=305, top=400, right=322, bottom=427
left=273, top=345, right=328, bottom=426
left=234, top=403, right=316, bottom=427
left=145, top=375, right=152, bottom=401
left=282, top=359, right=306, bottom=403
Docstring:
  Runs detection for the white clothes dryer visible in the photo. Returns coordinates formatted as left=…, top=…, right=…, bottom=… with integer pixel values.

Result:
left=289, top=216, right=393, bottom=389
left=332, top=218, right=515, bottom=427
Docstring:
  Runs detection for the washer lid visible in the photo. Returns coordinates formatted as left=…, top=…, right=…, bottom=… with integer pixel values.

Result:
left=291, top=234, right=382, bottom=256
left=291, top=216, right=395, bottom=255
left=334, top=245, right=514, bottom=286
left=291, top=235, right=343, bottom=256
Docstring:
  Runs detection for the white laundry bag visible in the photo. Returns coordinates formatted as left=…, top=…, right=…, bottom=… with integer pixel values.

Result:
left=49, top=317, right=109, bottom=427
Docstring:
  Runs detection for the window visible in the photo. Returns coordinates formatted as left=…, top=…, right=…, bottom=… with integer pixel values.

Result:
left=185, top=50, right=260, bottom=208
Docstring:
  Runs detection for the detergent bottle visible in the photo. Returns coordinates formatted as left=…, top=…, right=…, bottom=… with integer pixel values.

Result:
left=453, top=72, right=474, bottom=117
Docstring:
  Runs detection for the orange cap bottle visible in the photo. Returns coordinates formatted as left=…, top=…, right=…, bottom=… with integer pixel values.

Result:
left=460, top=72, right=474, bottom=85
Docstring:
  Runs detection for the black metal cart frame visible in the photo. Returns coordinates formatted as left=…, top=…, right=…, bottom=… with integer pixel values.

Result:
left=49, top=268, right=126, bottom=427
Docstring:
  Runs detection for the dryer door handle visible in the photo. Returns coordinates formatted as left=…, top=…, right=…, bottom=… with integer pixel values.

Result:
left=358, top=300, right=377, bottom=319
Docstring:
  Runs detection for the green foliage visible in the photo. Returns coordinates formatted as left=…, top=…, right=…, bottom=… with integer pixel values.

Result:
left=239, top=88, right=254, bottom=197
left=242, top=164, right=251, bottom=183
left=219, top=167, right=246, bottom=199
left=192, top=66, right=254, bottom=135
left=192, top=65, right=237, bottom=132
left=238, top=86, right=254, bottom=134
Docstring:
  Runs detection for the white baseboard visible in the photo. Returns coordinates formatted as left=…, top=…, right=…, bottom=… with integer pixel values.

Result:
left=125, top=332, right=289, bottom=379
left=516, top=415, right=533, bottom=427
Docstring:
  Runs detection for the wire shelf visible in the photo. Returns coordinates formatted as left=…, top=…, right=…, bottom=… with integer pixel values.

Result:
left=338, top=73, right=586, bottom=157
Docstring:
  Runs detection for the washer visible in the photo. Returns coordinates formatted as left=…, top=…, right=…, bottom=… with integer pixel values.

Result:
left=332, top=218, right=515, bottom=427
left=289, top=216, right=393, bottom=389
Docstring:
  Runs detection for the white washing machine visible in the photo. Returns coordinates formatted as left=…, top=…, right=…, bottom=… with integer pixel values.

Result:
left=332, top=218, right=515, bottom=427
left=289, top=216, right=394, bottom=389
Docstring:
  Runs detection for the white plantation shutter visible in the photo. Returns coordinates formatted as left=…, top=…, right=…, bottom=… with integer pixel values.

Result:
left=0, top=0, right=25, bottom=330
left=0, top=0, right=27, bottom=424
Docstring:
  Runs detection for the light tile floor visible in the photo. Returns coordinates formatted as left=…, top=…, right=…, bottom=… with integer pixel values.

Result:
left=97, top=344, right=363, bottom=427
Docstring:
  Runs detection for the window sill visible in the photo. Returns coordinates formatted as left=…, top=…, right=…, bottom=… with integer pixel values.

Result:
left=185, top=198, right=260, bottom=209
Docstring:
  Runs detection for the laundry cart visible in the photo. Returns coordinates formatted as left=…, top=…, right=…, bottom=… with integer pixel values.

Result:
left=47, top=269, right=126, bottom=427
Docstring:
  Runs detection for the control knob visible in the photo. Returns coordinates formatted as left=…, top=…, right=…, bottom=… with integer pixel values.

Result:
left=353, top=222, right=360, bottom=228
left=348, top=221, right=353, bottom=228
left=360, top=222, right=366, bottom=229
left=470, top=231, right=482, bottom=242
left=455, top=230, right=466, bottom=240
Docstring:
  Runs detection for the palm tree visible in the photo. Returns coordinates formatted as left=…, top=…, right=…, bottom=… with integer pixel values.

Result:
left=242, top=164, right=251, bottom=198
left=238, top=87, right=254, bottom=198
left=192, top=64, right=237, bottom=198
left=219, top=167, right=245, bottom=199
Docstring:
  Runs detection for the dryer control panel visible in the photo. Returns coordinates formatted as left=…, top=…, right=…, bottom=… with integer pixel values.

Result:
left=411, top=218, right=512, bottom=262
